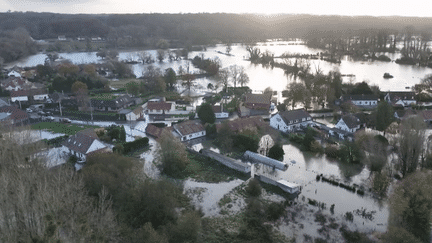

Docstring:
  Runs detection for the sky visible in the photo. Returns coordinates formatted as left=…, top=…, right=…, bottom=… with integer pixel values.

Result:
left=2, top=0, right=432, bottom=17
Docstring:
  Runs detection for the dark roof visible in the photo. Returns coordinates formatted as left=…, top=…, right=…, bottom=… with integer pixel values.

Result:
left=91, top=94, right=134, bottom=108
left=145, top=124, right=164, bottom=138
left=0, top=98, right=8, bottom=107
left=147, top=101, right=172, bottom=111
left=278, top=109, right=311, bottom=124
left=245, top=93, right=272, bottom=105
left=216, top=117, right=266, bottom=133
left=173, top=120, right=205, bottom=136
left=341, top=94, right=378, bottom=101
left=385, top=92, right=416, bottom=101
left=0, top=106, right=28, bottom=122
left=341, top=114, right=361, bottom=129
left=61, top=129, right=101, bottom=154
left=10, top=90, right=29, bottom=97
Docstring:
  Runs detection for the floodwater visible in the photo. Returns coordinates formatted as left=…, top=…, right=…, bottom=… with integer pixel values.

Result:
left=255, top=143, right=388, bottom=232
left=7, top=40, right=432, bottom=92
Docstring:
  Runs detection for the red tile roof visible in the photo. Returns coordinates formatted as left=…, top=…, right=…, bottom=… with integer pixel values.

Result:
left=245, top=93, right=272, bottom=105
left=145, top=124, right=164, bottom=138
left=216, top=117, right=265, bottom=133
left=0, top=106, right=28, bottom=122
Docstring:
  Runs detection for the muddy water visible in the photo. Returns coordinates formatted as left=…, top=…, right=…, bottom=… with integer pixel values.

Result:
left=255, top=143, right=388, bottom=232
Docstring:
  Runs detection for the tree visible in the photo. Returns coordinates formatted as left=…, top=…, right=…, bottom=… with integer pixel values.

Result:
left=268, top=144, right=285, bottom=161
left=217, top=68, right=231, bottom=92
left=396, top=116, right=426, bottom=178
left=350, top=81, right=373, bottom=95
left=388, top=171, right=432, bottom=242
left=229, top=65, right=245, bottom=88
left=225, top=43, right=232, bottom=54
left=126, top=81, right=140, bottom=96
left=182, top=73, right=195, bottom=95
left=284, top=82, right=309, bottom=109
left=96, top=50, right=107, bottom=59
left=157, top=49, right=166, bottom=62
left=376, top=101, right=394, bottom=135
left=157, top=130, right=189, bottom=177
left=198, top=103, right=216, bottom=124
left=71, top=81, right=89, bottom=110
left=120, top=125, right=126, bottom=142
left=164, top=68, right=177, bottom=90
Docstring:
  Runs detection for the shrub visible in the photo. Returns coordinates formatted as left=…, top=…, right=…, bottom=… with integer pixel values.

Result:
left=122, top=137, right=149, bottom=154
left=233, top=134, right=259, bottom=152
left=268, top=144, right=285, bottom=160
left=266, top=202, right=285, bottom=221
left=245, top=178, right=262, bottom=197
left=344, top=212, right=354, bottom=222
left=325, top=145, right=339, bottom=158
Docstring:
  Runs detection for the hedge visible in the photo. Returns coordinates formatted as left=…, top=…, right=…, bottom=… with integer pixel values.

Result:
left=113, top=137, right=149, bottom=154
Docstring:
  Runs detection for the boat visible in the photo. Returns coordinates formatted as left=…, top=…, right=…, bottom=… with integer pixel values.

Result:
left=383, top=73, right=394, bottom=79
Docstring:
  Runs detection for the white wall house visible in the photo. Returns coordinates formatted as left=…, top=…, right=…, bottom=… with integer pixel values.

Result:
left=126, top=107, right=145, bottom=121
left=173, top=120, right=206, bottom=141
left=341, top=95, right=378, bottom=108
left=213, top=104, right=229, bottom=118
left=335, top=114, right=361, bottom=133
left=8, top=70, right=21, bottom=78
left=33, top=93, right=49, bottom=101
left=270, top=109, right=313, bottom=133
left=384, top=92, right=416, bottom=107
left=147, top=101, right=175, bottom=115
left=61, top=129, right=108, bottom=162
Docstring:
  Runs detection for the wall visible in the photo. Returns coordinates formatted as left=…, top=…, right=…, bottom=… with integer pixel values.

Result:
left=201, top=149, right=251, bottom=173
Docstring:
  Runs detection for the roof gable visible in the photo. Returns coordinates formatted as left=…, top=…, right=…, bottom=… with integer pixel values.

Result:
left=341, top=114, right=360, bottom=129
left=245, top=93, right=271, bottom=105
left=147, top=102, right=173, bottom=111
left=174, top=120, right=205, bottom=136
left=278, top=109, right=311, bottom=124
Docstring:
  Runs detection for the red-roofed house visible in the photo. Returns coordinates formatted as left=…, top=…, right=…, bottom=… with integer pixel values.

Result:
left=0, top=106, right=29, bottom=125
left=239, top=93, right=272, bottom=117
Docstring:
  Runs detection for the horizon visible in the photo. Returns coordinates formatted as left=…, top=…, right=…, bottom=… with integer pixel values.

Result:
left=2, top=0, right=432, bottom=18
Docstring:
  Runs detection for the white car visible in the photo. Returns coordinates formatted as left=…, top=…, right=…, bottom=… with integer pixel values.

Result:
left=26, top=108, right=33, bottom=113
left=46, top=116, right=55, bottom=121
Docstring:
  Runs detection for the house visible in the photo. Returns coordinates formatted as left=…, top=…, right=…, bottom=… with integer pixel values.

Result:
left=0, top=112, right=12, bottom=126
left=173, top=120, right=206, bottom=141
left=7, top=70, right=21, bottom=78
left=212, top=104, right=229, bottom=118
left=61, top=128, right=109, bottom=162
left=277, top=180, right=300, bottom=194
left=146, top=101, right=175, bottom=115
left=91, top=94, right=135, bottom=112
left=145, top=124, right=165, bottom=138
left=335, top=114, right=361, bottom=133
left=384, top=92, right=416, bottom=107
left=1, top=77, right=37, bottom=91
left=126, top=106, right=145, bottom=121
left=0, top=98, right=9, bottom=107
left=0, top=106, right=29, bottom=125
left=58, top=35, right=67, bottom=41
left=10, top=89, right=49, bottom=103
left=394, top=109, right=417, bottom=120
left=270, top=109, right=313, bottom=133
left=341, top=94, right=379, bottom=108
left=239, top=93, right=272, bottom=117
left=418, top=110, right=432, bottom=124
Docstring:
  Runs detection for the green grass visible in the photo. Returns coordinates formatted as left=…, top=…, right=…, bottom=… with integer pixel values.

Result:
left=108, top=78, right=141, bottom=89
left=180, top=152, right=250, bottom=183
left=31, top=122, right=101, bottom=136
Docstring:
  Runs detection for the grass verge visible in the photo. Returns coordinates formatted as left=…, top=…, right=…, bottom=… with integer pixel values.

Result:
left=31, top=122, right=101, bottom=135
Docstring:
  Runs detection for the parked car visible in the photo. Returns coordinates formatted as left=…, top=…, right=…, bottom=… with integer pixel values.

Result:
left=26, top=108, right=33, bottom=113
left=38, top=111, right=46, bottom=116
left=46, top=116, right=55, bottom=121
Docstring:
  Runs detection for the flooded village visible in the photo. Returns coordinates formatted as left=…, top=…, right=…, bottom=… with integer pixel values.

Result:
left=1, top=10, right=432, bottom=243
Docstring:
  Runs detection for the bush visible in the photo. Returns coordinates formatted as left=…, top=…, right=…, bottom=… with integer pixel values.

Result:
left=122, top=137, right=149, bottom=154
left=324, top=145, right=339, bottom=158
left=233, top=134, right=259, bottom=152
left=268, top=144, right=284, bottom=160
left=344, top=212, right=354, bottom=222
left=205, top=123, right=217, bottom=138
left=266, top=202, right=285, bottom=221
left=245, top=178, right=262, bottom=197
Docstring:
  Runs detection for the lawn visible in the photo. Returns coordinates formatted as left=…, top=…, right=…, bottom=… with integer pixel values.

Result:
left=31, top=122, right=101, bottom=136
left=108, top=78, right=141, bottom=89
left=90, top=93, right=118, bottom=100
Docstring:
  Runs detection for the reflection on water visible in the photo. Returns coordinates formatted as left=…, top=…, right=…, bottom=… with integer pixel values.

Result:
left=255, top=143, right=388, bottom=232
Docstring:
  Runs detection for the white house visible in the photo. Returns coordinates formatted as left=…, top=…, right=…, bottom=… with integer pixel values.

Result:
left=341, top=94, right=378, bottom=108
left=10, top=90, right=29, bottom=102
left=173, top=120, right=206, bottom=141
left=335, top=114, right=361, bottom=133
left=212, top=104, right=229, bottom=118
left=384, top=92, right=416, bottom=107
left=61, top=129, right=108, bottom=162
left=8, top=70, right=21, bottom=78
left=147, top=101, right=175, bottom=115
left=269, top=109, right=313, bottom=133
left=126, top=107, right=145, bottom=121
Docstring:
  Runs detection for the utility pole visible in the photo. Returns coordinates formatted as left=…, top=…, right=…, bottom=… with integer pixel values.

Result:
left=59, top=99, right=62, bottom=116
left=89, top=99, right=93, bottom=123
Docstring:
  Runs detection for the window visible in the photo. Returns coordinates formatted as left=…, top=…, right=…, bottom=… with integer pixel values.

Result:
left=295, top=119, right=298, bottom=123
left=302, top=118, right=305, bottom=121
left=276, top=118, right=281, bottom=122
left=188, top=135, right=192, bottom=138
left=307, top=117, right=311, bottom=120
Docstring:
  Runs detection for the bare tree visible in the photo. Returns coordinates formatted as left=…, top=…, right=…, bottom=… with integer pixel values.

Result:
left=229, top=65, right=245, bottom=88
left=217, top=68, right=231, bottom=92
left=396, top=115, right=426, bottom=178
